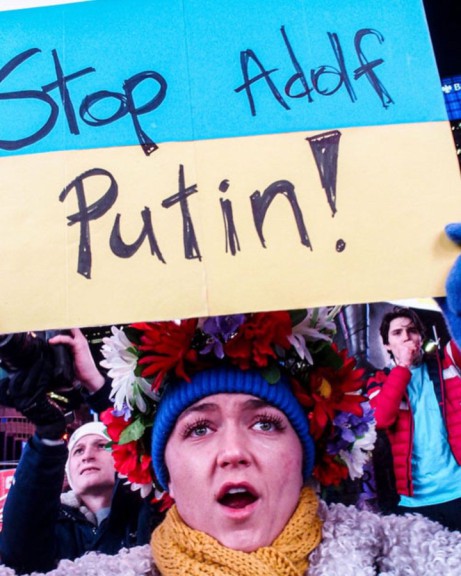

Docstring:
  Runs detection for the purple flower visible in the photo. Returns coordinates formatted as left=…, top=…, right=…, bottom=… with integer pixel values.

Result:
left=112, top=405, right=133, bottom=421
left=356, top=461, right=379, bottom=511
left=327, top=402, right=374, bottom=454
left=200, top=314, right=246, bottom=358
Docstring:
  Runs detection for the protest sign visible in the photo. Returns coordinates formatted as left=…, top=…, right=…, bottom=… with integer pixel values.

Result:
left=0, top=468, right=15, bottom=529
left=0, top=0, right=460, bottom=332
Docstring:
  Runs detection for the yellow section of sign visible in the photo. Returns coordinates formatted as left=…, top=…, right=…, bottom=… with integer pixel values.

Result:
left=0, top=121, right=460, bottom=332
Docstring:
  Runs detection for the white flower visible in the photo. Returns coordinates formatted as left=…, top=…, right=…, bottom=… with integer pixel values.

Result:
left=100, top=326, right=158, bottom=414
left=134, top=482, right=154, bottom=499
left=288, top=307, right=338, bottom=364
left=339, top=425, right=377, bottom=480
left=118, top=474, right=154, bottom=498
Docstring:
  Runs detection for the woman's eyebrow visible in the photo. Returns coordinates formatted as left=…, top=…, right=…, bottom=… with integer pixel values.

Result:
left=243, top=398, right=271, bottom=410
left=177, top=398, right=273, bottom=421
left=177, top=402, right=219, bottom=421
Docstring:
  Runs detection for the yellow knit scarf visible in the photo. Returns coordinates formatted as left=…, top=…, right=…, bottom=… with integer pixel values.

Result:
left=151, top=487, right=322, bottom=576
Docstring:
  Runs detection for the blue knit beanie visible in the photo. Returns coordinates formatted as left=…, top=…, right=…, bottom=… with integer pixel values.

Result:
left=151, top=367, right=315, bottom=491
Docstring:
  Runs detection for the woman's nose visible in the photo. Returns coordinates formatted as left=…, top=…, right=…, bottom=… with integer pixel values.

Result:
left=216, top=428, right=251, bottom=468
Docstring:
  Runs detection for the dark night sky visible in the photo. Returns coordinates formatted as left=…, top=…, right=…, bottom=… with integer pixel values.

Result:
left=423, top=0, right=461, bottom=77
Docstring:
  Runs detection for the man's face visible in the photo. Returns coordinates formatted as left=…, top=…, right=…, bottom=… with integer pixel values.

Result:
left=165, top=393, right=304, bottom=553
left=385, top=316, right=423, bottom=367
left=68, top=434, right=116, bottom=497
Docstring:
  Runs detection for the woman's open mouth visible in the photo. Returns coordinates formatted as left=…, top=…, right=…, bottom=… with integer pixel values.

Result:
left=218, top=486, right=258, bottom=509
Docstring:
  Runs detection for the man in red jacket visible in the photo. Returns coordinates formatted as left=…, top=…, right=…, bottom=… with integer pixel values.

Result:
left=367, top=306, right=461, bottom=530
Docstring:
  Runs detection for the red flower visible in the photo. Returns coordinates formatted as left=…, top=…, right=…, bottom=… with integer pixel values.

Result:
left=152, top=491, right=175, bottom=512
left=134, top=319, right=198, bottom=391
left=100, top=409, right=153, bottom=486
left=112, top=441, right=153, bottom=485
left=307, top=348, right=366, bottom=440
left=100, top=408, right=127, bottom=442
left=291, top=378, right=315, bottom=410
left=224, top=311, right=292, bottom=369
left=313, top=453, right=349, bottom=486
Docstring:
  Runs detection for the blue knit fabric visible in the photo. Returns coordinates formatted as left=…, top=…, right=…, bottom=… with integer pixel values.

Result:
left=151, top=367, right=315, bottom=490
left=437, top=223, right=461, bottom=349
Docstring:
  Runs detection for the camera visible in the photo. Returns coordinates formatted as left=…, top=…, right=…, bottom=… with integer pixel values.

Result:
left=0, top=330, right=74, bottom=391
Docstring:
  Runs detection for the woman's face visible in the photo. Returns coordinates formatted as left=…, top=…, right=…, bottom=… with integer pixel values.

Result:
left=165, top=393, right=304, bottom=552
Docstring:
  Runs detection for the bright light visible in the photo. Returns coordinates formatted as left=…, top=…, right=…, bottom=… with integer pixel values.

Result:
left=0, top=0, right=91, bottom=11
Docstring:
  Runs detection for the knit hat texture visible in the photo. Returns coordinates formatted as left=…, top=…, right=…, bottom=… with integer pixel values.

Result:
left=152, top=367, right=315, bottom=490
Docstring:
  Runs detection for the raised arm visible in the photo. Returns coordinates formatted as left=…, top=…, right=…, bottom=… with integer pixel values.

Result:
left=49, top=328, right=112, bottom=412
left=0, top=359, right=68, bottom=574
left=367, top=366, right=411, bottom=429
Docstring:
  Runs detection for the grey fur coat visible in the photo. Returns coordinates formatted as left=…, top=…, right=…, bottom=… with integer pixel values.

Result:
left=1, top=501, right=461, bottom=576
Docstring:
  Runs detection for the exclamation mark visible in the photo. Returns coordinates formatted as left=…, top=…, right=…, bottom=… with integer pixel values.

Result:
left=306, top=130, right=345, bottom=252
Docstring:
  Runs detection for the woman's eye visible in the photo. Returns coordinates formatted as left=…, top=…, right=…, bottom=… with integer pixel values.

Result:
left=254, top=420, right=274, bottom=432
left=191, top=424, right=209, bottom=437
left=253, top=418, right=281, bottom=432
left=183, top=420, right=211, bottom=438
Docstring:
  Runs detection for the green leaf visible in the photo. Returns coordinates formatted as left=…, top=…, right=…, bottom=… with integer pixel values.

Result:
left=261, top=363, right=281, bottom=384
left=127, top=346, right=139, bottom=357
left=289, top=309, right=308, bottom=326
left=124, top=326, right=143, bottom=345
left=119, top=419, right=146, bottom=444
left=314, top=345, right=343, bottom=370
left=310, top=308, right=319, bottom=325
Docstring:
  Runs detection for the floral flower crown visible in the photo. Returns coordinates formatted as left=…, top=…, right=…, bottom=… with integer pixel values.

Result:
left=100, top=308, right=376, bottom=499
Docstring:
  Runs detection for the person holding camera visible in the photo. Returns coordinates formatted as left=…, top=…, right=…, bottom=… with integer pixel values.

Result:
left=0, top=329, right=163, bottom=575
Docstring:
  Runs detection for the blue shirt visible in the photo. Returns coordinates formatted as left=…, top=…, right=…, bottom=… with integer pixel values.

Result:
left=400, top=364, right=461, bottom=507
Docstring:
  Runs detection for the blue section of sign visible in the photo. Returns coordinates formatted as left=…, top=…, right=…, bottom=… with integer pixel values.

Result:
left=0, top=0, right=447, bottom=156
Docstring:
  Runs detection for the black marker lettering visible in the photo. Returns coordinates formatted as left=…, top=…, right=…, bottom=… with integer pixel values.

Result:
left=42, top=49, right=95, bottom=136
left=306, top=130, right=341, bottom=216
left=0, top=49, right=59, bottom=150
left=219, top=179, right=240, bottom=255
left=123, top=71, right=167, bottom=156
left=162, top=164, right=201, bottom=261
left=353, top=29, right=393, bottom=108
left=236, top=26, right=392, bottom=115
left=0, top=49, right=166, bottom=153
left=80, top=91, right=126, bottom=126
left=235, top=49, right=289, bottom=116
left=59, top=168, right=118, bottom=279
left=311, top=33, right=356, bottom=101
left=250, top=180, right=311, bottom=249
left=110, top=207, right=166, bottom=262
left=281, top=26, right=313, bottom=102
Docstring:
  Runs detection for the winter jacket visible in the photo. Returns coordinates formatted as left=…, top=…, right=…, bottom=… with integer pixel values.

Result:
left=2, top=500, right=461, bottom=576
left=0, top=433, right=164, bottom=575
left=0, top=380, right=164, bottom=575
left=367, top=341, right=461, bottom=496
